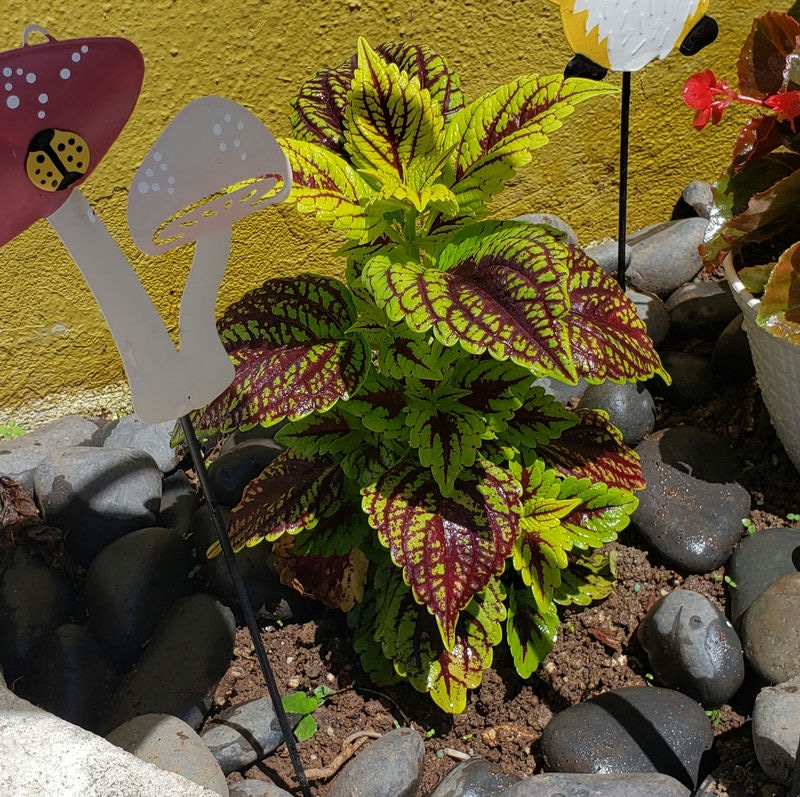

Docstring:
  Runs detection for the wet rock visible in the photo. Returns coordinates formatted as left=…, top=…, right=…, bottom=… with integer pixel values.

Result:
left=728, top=527, right=800, bottom=625
left=578, top=381, right=655, bottom=445
left=742, top=573, right=800, bottom=683
left=584, top=239, right=631, bottom=276
left=665, top=281, right=739, bottom=338
left=158, top=469, right=198, bottom=537
left=207, top=439, right=283, bottom=508
left=106, top=713, right=228, bottom=796
left=91, top=414, right=181, bottom=473
left=752, top=676, right=800, bottom=785
left=503, top=772, right=691, bottom=796
left=514, top=213, right=579, bottom=244
left=329, top=727, right=424, bottom=797
left=0, top=415, right=103, bottom=494
left=626, top=289, right=670, bottom=347
left=652, top=351, right=715, bottom=407
left=712, top=315, right=754, bottom=385
left=428, top=756, right=520, bottom=796
left=632, top=427, right=750, bottom=572
left=84, top=526, right=194, bottom=668
left=627, top=218, right=708, bottom=297
left=540, top=686, right=713, bottom=789
left=34, top=446, right=162, bottom=565
left=29, top=623, right=118, bottom=732
left=228, top=782, right=292, bottom=797
left=103, top=593, right=235, bottom=732
left=637, top=589, right=744, bottom=706
left=201, top=695, right=300, bottom=774
left=0, top=547, right=72, bottom=682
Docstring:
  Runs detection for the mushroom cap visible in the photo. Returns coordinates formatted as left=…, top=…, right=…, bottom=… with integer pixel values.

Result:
left=127, top=95, right=291, bottom=255
left=0, top=33, right=144, bottom=247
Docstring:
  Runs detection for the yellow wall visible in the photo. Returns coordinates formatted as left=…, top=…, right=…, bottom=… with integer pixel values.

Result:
left=0, top=0, right=780, bottom=424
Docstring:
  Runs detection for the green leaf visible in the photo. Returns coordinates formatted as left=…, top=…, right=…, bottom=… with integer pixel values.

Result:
left=442, top=75, right=617, bottom=218
left=362, top=458, right=520, bottom=649
left=554, top=553, right=616, bottom=607
left=757, top=240, right=800, bottom=341
left=506, top=582, right=559, bottom=679
left=190, top=275, right=370, bottom=436
left=216, top=450, right=345, bottom=554
left=375, top=326, right=448, bottom=381
left=503, top=384, right=578, bottom=452
left=364, top=221, right=579, bottom=381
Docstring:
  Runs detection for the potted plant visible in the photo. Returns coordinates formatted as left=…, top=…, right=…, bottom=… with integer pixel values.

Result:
left=179, top=39, right=666, bottom=712
left=683, top=11, right=800, bottom=470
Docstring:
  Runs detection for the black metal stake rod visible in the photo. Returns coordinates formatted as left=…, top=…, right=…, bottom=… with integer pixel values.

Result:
left=179, top=415, right=312, bottom=797
left=617, top=70, right=632, bottom=288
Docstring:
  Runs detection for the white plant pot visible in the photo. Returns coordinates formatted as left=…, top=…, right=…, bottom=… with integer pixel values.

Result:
left=724, top=256, right=800, bottom=471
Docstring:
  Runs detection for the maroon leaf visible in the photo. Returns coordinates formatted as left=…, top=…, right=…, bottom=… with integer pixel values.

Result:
left=738, top=12, right=800, bottom=99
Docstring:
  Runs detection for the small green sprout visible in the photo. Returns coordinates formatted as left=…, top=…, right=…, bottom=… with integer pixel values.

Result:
left=788, top=512, right=800, bottom=522
left=424, top=728, right=436, bottom=739
left=706, top=708, right=723, bottom=727
left=281, top=685, right=336, bottom=741
left=724, top=575, right=737, bottom=589
left=741, top=517, right=757, bottom=535
left=0, top=420, right=25, bottom=440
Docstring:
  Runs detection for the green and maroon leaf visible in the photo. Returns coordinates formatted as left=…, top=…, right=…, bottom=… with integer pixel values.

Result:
left=339, top=371, right=409, bottom=435
left=553, top=552, right=616, bottom=607
left=281, top=138, right=386, bottom=243
left=271, top=533, right=368, bottom=611
left=442, top=75, right=617, bottom=218
left=537, top=408, right=646, bottom=491
left=364, top=222, right=578, bottom=381
left=506, top=583, right=559, bottom=679
left=290, top=504, right=372, bottom=557
left=375, top=325, right=449, bottom=381
left=213, top=450, right=344, bottom=554
left=504, top=384, right=578, bottom=452
left=190, top=275, right=371, bottom=436
left=344, top=38, right=447, bottom=188
left=566, top=247, right=668, bottom=382
left=758, top=240, right=800, bottom=342
left=557, top=477, right=637, bottom=550
left=362, top=457, right=520, bottom=648
left=737, top=11, right=800, bottom=99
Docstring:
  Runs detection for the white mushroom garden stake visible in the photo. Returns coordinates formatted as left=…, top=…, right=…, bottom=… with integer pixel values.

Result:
left=0, top=27, right=310, bottom=795
left=548, top=1, right=719, bottom=284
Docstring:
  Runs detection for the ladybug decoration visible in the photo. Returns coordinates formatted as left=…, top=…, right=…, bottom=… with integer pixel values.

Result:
left=549, top=0, right=718, bottom=78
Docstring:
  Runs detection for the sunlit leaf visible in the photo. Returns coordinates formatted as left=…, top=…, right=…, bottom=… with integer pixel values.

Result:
left=554, top=553, right=616, bottom=607
left=506, top=583, right=559, bottom=679
left=758, top=240, right=800, bottom=341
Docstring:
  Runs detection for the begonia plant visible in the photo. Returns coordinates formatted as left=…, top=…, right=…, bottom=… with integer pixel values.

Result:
left=182, top=39, right=666, bottom=712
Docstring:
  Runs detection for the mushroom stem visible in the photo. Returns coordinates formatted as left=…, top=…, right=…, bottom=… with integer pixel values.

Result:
left=47, top=190, right=233, bottom=423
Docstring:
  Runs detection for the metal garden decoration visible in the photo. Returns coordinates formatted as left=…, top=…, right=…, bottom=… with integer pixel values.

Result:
left=0, top=26, right=310, bottom=797
left=549, top=0, right=719, bottom=284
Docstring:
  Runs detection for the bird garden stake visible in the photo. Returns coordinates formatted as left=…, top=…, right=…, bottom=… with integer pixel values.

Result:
left=0, top=26, right=311, bottom=797
left=549, top=1, right=719, bottom=286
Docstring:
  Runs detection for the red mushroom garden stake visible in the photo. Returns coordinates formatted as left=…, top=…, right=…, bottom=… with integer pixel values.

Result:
left=548, top=1, right=719, bottom=286
left=0, top=27, right=310, bottom=796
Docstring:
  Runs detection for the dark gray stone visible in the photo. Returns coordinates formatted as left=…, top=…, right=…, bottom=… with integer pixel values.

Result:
left=106, top=713, right=228, bottom=796
left=681, top=181, right=714, bottom=219
left=84, top=526, right=194, bottom=668
left=752, top=676, right=800, bottom=785
left=665, top=281, right=739, bottom=338
left=29, top=624, right=118, bottom=732
left=637, top=589, right=744, bottom=707
left=34, top=446, right=162, bottom=565
left=0, top=416, right=102, bottom=494
left=540, top=686, right=713, bottom=789
left=102, top=593, right=235, bottom=732
left=0, top=547, right=72, bottom=681
left=158, top=469, right=198, bottom=537
left=742, top=573, right=800, bottom=684
left=584, top=239, right=631, bottom=276
left=229, top=780, right=292, bottom=797
left=201, top=695, right=301, bottom=774
left=652, top=352, right=715, bottom=408
left=578, top=381, right=655, bottom=445
left=91, top=414, right=181, bottom=473
left=329, top=727, right=424, bottom=797
left=632, top=427, right=750, bottom=572
left=207, top=439, right=283, bottom=508
left=626, top=289, right=670, bottom=347
left=712, top=314, right=754, bottom=385
left=627, top=218, right=708, bottom=298
left=513, top=213, right=579, bottom=245
left=727, top=527, right=800, bottom=625
left=428, top=757, right=520, bottom=796
left=502, top=772, right=691, bottom=796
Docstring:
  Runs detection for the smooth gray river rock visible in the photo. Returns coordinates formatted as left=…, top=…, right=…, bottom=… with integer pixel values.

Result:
left=427, top=757, right=520, bottom=796
left=752, top=676, right=800, bottom=785
left=502, top=772, right=691, bottom=796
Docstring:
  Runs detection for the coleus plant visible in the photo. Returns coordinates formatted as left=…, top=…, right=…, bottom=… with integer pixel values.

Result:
left=183, top=38, right=667, bottom=712
left=683, top=11, right=800, bottom=342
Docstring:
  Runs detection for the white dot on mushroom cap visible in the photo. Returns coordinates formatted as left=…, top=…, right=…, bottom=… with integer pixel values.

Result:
left=219, top=142, right=227, bottom=152
left=137, top=181, right=150, bottom=194
left=71, top=52, right=81, bottom=63
left=212, top=123, right=222, bottom=136
left=4, top=83, right=11, bottom=92
left=168, top=176, right=175, bottom=184
left=6, top=96, right=19, bottom=109
left=38, top=93, right=48, bottom=104
left=167, top=187, right=174, bottom=195
left=160, top=163, right=168, bottom=171
left=2, top=68, right=10, bottom=77
left=152, top=183, right=160, bottom=192
left=233, top=139, right=240, bottom=147
left=37, top=110, right=45, bottom=119
left=241, top=153, right=247, bottom=161
left=81, top=45, right=88, bottom=53
left=25, top=73, right=36, bottom=84
left=224, top=113, right=231, bottom=122
left=237, top=120, right=244, bottom=130
left=145, top=168, right=154, bottom=178
left=15, top=68, right=22, bottom=76
left=153, top=151, right=162, bottom=162
left=60, top=68, right=71, bottom=80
